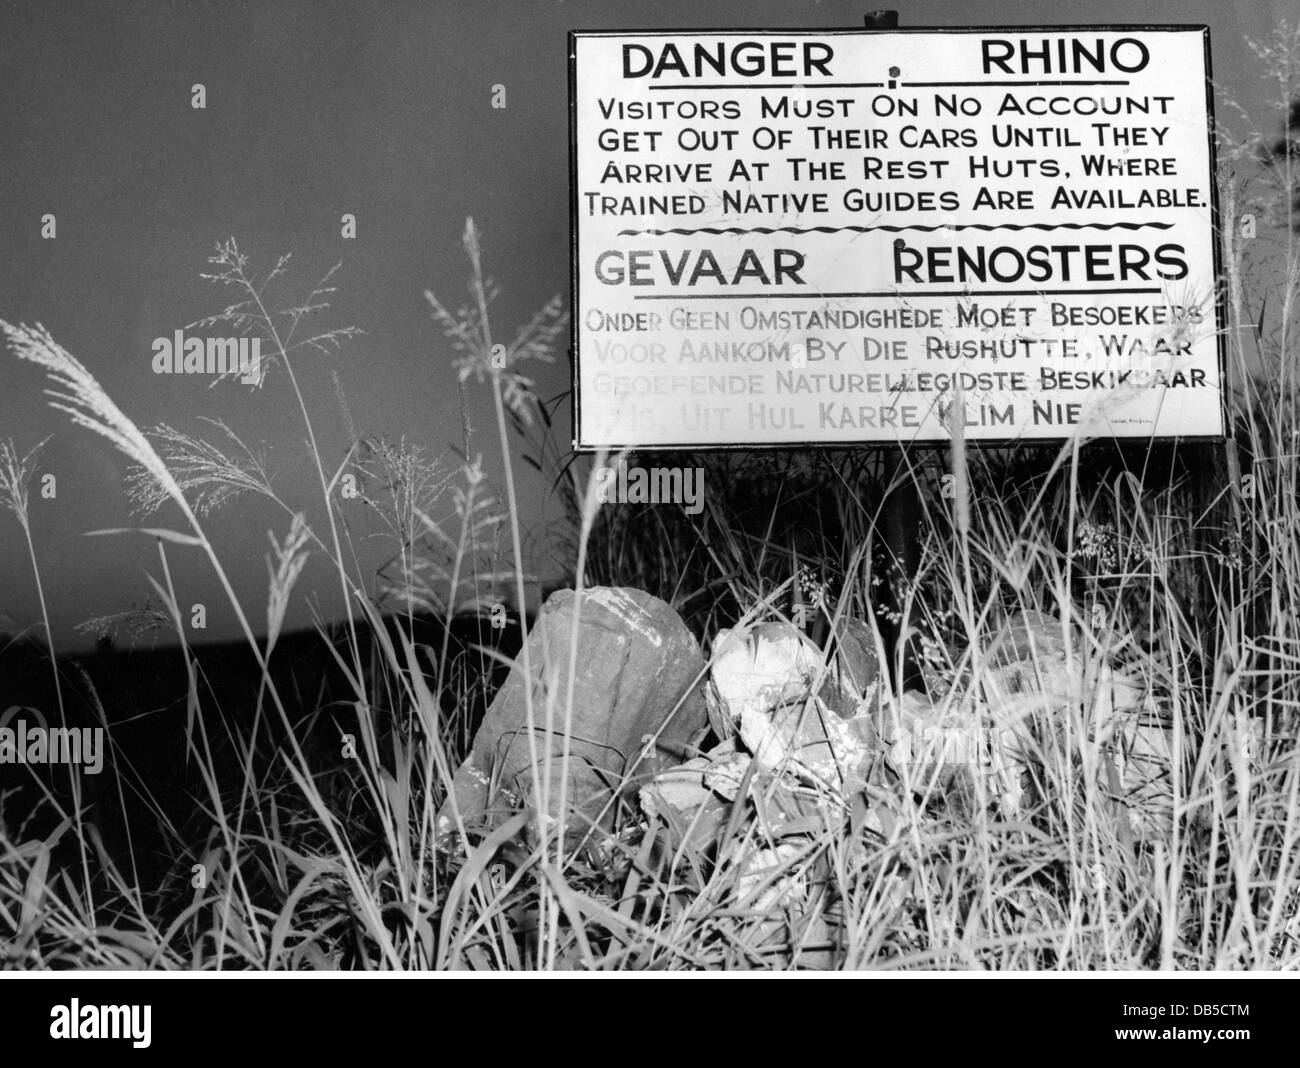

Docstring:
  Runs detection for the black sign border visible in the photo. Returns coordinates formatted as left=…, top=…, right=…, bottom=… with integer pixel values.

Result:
left=568, top=24, right=1227, bottom=453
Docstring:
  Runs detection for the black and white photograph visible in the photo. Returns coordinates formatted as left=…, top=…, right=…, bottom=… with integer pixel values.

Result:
left=0, top=0, right=1296, bottom=1022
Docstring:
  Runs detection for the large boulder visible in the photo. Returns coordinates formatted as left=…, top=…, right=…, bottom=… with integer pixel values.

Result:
left=437, top=587, right=709, bottom=842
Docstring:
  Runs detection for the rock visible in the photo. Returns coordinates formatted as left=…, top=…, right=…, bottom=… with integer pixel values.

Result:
left=732, top=842, right=836, bottom=966
left=736, top=843, right=808, bottom=914
left=1097, top=704, right=1172, bottom=842
left=709, top=622, right=819, bottom=730
left=824, top=617, right=882, bottom=719
left=708, top=619, right=880, bottom=794
left=908, top=610, right=1163, bottom=828
left=437, top=587, right=709, bottom=842
left=981, top=611, right=1145, bottom=730
left=638, top=740, right=732, bottom=854
left=703, top=747, right=752, bottom=802
left=882, top=688, right=1025, bottom=816
left=884, top=613, right=1126, bottom=816
left=992, top=610, right=1073, bottom=664
left=982, top=610, right=1165, bottom=831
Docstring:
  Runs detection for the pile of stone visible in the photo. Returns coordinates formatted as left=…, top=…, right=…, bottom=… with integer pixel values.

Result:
left=437, top=588, right=1170, bottom=924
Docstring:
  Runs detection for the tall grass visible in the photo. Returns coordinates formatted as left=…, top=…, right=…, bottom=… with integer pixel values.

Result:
left=3, top=34, right=1300, bottom=968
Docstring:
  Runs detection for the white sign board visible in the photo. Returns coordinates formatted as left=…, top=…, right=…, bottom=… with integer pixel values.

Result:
left=569, top=26, right=1224, bottom=448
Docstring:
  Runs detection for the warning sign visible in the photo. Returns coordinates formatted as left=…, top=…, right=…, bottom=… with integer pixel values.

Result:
left=569, top=26, right=1224, bottom=448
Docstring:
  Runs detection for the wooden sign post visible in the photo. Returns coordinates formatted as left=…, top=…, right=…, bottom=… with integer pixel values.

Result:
left=863, top=11, right=924, bottom=683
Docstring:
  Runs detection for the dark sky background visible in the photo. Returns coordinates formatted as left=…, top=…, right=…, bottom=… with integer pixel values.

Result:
left=0, top=0, right=1291, bottom=650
